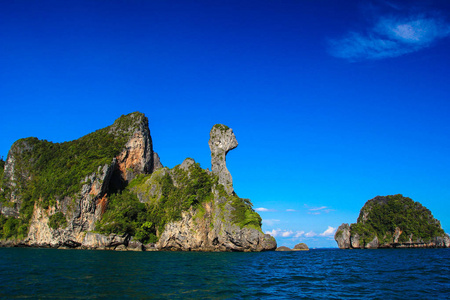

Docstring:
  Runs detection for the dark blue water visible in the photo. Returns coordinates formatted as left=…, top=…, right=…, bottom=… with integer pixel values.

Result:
left=0, top=248, right=448, bottom=299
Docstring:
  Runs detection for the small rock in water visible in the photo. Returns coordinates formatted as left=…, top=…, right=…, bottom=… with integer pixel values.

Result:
left=275, top=246, right=293, bottom=251
left=293, top=243, right=309, bottom=251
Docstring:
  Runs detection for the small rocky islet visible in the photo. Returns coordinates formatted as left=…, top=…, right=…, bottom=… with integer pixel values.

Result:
left=335, top=194, right=449, bottom=249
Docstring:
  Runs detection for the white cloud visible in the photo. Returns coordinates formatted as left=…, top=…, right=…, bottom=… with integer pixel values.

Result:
left=265, top=229, right=280, bottom=237
left=319, top=226, right=336, bottom=237
left=262, top=219, right=280, bottom=226
left=265, top=229, right=303, bottom=238
left=266, top=227, right=336, bottom=239
left=329, top=14, right=450, bottom=61
left=286, top=209, right=296, bottom=212
left=282, top=230, right=294, bottom=237
left=255, top=207, right=277, bottom=212
left=309, top=206, right=328, bottom=211
left=306, top=206, right=333, bottom=215
left=305, top=231, right=317, bottom=238
left=294, top=231, right=305, bottom=238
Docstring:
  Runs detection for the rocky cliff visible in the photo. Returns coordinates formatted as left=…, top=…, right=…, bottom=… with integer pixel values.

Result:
left=0, top=113, right=275, bottom=251
left=152, top=158, right=276, bottom=252
left=335, top=195, right=449, bottom=249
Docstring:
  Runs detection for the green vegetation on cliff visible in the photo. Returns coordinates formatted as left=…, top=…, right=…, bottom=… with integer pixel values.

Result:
left=97, top=160, right=261, bottom=243
left=0, top=112, right=145, bottom=239
left=214, top=184, right=262, bottom=230
left=351, top=194, right=445, bottom=244
left=0, top=214, right=28, bottom=240
left=97, top=161, right=217, bottom=243
left=10, top=112, right=143, bottom=203
left=212, top=124, right=230, bottom=132
left=48, top=212, right=68, bottom=230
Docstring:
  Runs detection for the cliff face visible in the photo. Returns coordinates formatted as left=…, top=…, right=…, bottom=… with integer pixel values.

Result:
left=335, top=195, right=449, bottom=249
left=0, top=114, right=275, bottom=251
left=153, top=158, right=276, bottom=252
left=0, top=112, right=160, bottom=248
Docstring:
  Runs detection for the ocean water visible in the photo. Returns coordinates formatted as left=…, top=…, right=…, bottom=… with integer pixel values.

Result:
left=0, top=248, right=448, bottom=299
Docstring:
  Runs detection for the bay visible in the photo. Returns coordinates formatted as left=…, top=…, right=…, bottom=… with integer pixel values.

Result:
left=0, top=248, right=448, bottom=299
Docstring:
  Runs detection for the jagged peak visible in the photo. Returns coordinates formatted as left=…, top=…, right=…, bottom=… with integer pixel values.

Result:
left=108, top=111, right=148, bottom=137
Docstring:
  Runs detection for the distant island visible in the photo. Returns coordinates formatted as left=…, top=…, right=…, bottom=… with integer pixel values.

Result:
left=276, top=243, right=309, bottom=251
left=335, top=194, right=449, bottom=249
left=0, top=112, right=276, bottom=251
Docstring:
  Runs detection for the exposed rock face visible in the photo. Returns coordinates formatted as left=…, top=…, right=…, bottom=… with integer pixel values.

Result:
left=275, top=246, right=292, bottom=251
left=153, top=152, right=163, bottom=171
left=335, top=195, right=449, bottom=249
left=293, top=243, right=309, bottom=251
left=350, top=233, right=360, bottom=249
left=208, top=124, right=238, bottom=195
left=335, top=223, right=351, bottom=249
left=365, top=236, right=379, bottom=249
left=81, top=232, right=130, bottom=250
left=157, top=201, right=276, bottom=252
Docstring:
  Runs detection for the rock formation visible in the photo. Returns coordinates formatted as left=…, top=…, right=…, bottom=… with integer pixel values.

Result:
left=293, top=243, right=309, bottom=251
left=335, top=195, right=449, bottom=249
left=0, top=113, right=276, bottom=252
left=208, top=124, right=238, bottom=195
left=275, top=243, right=309, bottom=251
left=275, top=246, right=292, bottom=251
left=335, top=224, right=351, bottom=249
left=0, top=112, right=161, bottom=249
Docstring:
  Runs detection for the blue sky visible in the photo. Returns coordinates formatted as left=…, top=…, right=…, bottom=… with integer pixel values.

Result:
left=1, top=0, right=450, bottom=248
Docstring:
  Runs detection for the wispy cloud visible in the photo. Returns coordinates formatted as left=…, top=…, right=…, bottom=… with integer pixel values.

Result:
left=286, top=209, right=296, bottom=212
left=319, top=226, right=336, bottom=237
left=304, top=231, right=317, bottom=238
left=262, top=219, right=280, bottom=226
left=329, top=13, right=450, bottom=61
left=294, top=231, right=305, bottom=238
left=306, top=205, right=334, bottom=215
left=308, top=206, right=328, bottom=211
left=255, top=207, right=276, bottom=212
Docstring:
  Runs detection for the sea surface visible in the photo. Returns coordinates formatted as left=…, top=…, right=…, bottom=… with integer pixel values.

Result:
left=0, top=248, right=448, bottom=299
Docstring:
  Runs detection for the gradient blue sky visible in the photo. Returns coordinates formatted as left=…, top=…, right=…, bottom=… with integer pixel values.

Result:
left=1, top=0, right=450, bottom=248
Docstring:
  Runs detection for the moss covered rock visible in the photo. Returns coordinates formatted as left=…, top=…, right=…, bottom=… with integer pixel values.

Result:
left=335, top=195, right=449, bottom=249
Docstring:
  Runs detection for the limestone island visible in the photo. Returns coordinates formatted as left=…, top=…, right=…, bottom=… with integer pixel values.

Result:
left=0, top=112, right=276, bottom=251
left=275, top=243, right=309, bottom=251
left=335, top=194, right=449, bottom=249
